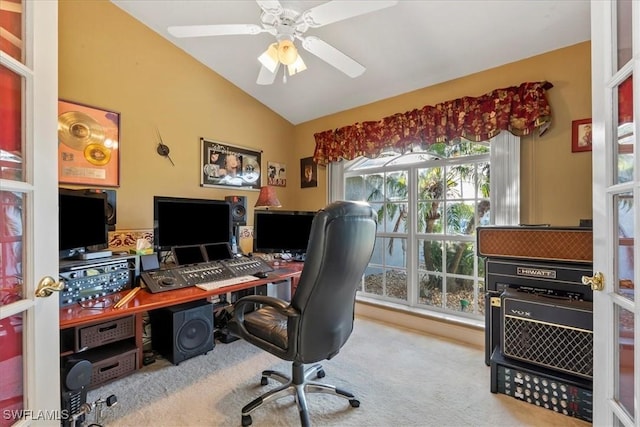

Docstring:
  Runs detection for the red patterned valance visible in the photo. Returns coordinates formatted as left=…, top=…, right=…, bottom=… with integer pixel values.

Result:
left=313, top=81, right=553, bottom=165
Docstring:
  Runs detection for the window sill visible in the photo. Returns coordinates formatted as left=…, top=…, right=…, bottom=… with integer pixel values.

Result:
left=355, top=295, right=485, bottom=349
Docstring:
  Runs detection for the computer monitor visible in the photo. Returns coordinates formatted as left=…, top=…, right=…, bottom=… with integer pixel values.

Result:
left=153, top=196, right=232, bottom=252
left=253, top=210, right=316, bottom=256
left=58, top=188, right=109, bottom=259
left=171, top=245, right=206, bottom=266
left=203, top=242, right=233, bottom=261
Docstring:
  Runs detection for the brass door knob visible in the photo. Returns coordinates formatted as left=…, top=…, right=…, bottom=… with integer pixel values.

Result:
left=582, top=271, right=604, bottom=291
left=35, top=276, right=64, bottom=297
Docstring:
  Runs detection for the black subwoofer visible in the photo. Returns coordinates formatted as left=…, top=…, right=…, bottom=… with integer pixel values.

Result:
left=149, top=300, right=214, bottom=365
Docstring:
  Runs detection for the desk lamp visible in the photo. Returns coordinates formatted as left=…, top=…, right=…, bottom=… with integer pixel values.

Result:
left=254, top=186, right=281, bottom=210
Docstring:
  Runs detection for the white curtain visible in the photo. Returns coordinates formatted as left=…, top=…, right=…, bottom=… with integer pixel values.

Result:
left=489, top=132, right=520, bottom=225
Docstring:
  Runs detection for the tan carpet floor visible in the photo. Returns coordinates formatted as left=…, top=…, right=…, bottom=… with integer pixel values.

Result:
left=87, top=317, right=591, bottom=427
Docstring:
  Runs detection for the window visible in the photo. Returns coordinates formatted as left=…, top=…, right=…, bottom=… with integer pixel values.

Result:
left=331, top=133, right=520, bottom=320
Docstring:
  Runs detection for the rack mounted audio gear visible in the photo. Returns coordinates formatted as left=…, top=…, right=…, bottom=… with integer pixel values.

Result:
left=59, top=254, right=139, bottom=307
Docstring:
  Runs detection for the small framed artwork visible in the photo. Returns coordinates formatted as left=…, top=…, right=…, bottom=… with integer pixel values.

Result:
left=300, top=157, right=317, bottom=188
left=572, top=118, right=592, bottom=152
left=200, top=138, right=261, bottom=190
left=58, top=100, right=120, bottom=187
left=267, top=161, right=287, bottom=187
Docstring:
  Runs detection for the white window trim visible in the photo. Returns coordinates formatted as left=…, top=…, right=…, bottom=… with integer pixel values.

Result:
left=328, top=132, right=521, bottom=320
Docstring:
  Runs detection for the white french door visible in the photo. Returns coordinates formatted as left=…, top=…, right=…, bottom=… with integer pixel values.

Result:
left=591, top=0, right=639, bottom=425
left=0, top=0, right=60, bottom=425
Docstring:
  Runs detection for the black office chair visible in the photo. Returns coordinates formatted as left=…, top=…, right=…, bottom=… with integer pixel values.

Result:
left=228, top=200, right=377, bottom=427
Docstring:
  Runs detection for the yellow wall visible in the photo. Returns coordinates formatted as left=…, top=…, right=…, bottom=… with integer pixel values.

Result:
left=58, top=0, right=296, bottom=230
left=59, top=0, right=592, bottom=229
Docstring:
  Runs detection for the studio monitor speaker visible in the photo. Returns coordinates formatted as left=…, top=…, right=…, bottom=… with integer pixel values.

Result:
left=149, top=300, right=214, bottom=365
left=86, top=189, right=117, bottom=231
left=225, top=195, right=247, bottom=226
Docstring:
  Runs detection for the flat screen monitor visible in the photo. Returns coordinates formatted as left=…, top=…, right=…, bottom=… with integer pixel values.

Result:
left=253, top=210, right=316, bottom=255
left=203, top=242, right=233, bottom=261
left=153, top=196, right=232, bottom=252
left=58, top=188, right=109, bottom=259
left=171, top=245, right=206, bottom=266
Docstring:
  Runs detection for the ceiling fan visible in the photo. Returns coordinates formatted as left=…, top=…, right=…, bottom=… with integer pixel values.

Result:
left=167, top=0, right=398, bottom=85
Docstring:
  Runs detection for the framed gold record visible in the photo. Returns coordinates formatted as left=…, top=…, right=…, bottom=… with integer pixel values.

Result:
left=58, top=111, right=105, bottom=150
left=58, top=100, right=120, bottom=187
left=84, top=144, right=111, bottom=166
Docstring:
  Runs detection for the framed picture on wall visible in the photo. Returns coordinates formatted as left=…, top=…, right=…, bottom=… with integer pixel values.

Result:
left=200, top=137, right=262, bottom=190
left=300, top=157, right=317, bottom=188
left=57, top=100, right=120, bottom=187
left=571, top=118, right=592, bottom=152
left=267, top=161, right=287, bottom=187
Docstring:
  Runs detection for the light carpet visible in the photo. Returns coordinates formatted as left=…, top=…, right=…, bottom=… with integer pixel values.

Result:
left=87, top=317, right=590, bottom=426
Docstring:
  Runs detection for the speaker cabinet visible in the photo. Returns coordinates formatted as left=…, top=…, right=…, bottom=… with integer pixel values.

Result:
left=225, top=195, right=247, bottom=226
left=501, top=291, right=593, bottom=379
left=149, top=300, right=214, bottom=365
left=85, top=189, right=117, bottom=231
left=104, top=190, right=116, bottom=230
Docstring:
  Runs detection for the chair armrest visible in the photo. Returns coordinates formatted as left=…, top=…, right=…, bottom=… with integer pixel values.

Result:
left=234, top=295, right=299, bottom=322
left=229, top=295, right=300, bottom=359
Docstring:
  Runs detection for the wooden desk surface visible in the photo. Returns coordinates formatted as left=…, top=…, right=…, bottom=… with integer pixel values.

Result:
left=59, top=263, right=303, bottom=329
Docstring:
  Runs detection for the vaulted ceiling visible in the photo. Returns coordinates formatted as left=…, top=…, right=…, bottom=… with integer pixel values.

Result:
left=111, top=0, right=591, bottom=125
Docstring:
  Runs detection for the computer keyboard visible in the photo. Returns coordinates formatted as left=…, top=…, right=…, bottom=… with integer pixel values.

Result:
left=195, top=275, right=257, bottom=291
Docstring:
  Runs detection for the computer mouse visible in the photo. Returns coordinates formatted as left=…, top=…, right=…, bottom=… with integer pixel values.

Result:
left=254, top=272, right=268, bottom=279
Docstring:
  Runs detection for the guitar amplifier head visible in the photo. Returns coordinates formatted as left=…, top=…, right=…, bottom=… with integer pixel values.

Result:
left=501, top=290, right=593, bottom=379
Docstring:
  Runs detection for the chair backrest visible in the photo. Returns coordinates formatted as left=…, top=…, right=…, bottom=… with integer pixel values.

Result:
left=290, top=200, right=377, bottom=364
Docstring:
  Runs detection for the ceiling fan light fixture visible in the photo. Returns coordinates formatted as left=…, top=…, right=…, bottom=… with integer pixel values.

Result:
left=277, top=39, right=298, bottom=65
left=258, top=43, right=279, bottom=72
left=287, top=54, right=307, bottom=76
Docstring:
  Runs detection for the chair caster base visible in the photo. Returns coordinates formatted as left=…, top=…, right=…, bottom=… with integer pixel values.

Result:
left=242, top=414, right=252, bottom=426
left=349, top=399, right=360, bottom=407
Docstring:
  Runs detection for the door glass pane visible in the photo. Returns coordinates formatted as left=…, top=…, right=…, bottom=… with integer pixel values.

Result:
left=616, top=0, right=633, bottom=70
left=617, top=305, right=634, bottom=418
left=0, top=191, right=24, bottom=306
left=0, top=65, right=25, bottom=181
left=0, top=312, right=23, bottom=426
left=616, top=193, right=634, bottom=301
left=617, top=76, right=634, bottom=184
left=0, top=0, right=24, bottom=63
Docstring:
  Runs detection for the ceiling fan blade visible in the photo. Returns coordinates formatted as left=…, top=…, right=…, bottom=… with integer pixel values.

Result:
left=168, top=24, right=263, bottom=38
left=255, top=0, right=283, bottom=16
left=301, top=0, right=398, bottom=28
left=257, top=63, right=280, bottom=85
left=301, top=36, right=365, bottom=78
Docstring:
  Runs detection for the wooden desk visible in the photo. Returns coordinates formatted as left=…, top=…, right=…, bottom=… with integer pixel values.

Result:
left=59, top=263, right=303, bottom=386
left=59, top=264, right=303, bottom=328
